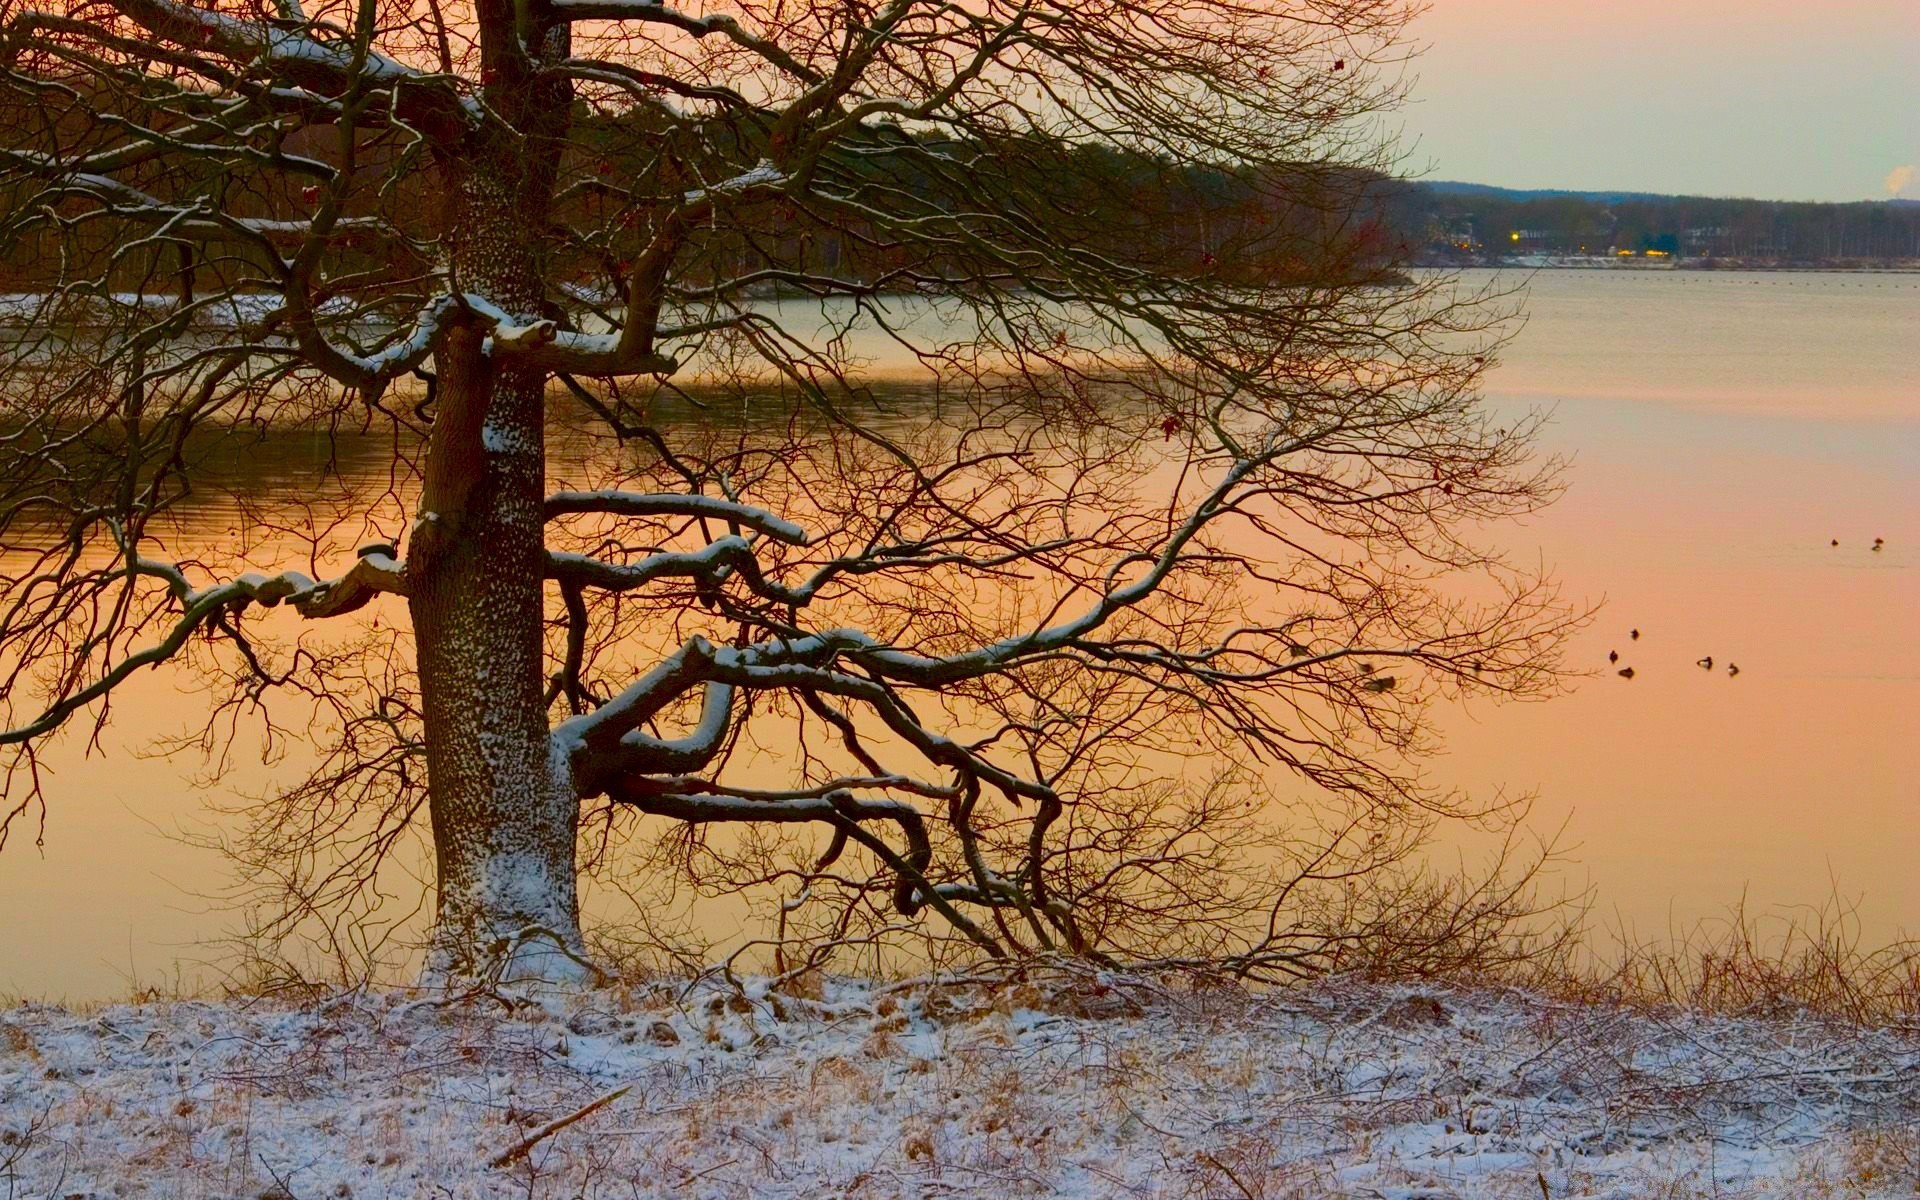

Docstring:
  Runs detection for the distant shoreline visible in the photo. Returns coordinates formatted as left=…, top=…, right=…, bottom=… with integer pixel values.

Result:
left=1435, top=258, right=1920, bottom=274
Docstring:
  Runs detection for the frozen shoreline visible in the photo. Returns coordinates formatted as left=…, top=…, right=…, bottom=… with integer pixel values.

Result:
left=4, top=975, right=1915, bottom=1198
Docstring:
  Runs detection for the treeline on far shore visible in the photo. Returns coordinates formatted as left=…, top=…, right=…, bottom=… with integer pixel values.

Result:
left=1411, top=183, right=1920, bottom=266
left=9, top=101, right=1917, bottom=304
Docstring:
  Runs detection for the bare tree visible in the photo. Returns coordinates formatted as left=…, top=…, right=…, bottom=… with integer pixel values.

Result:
left=0, top=0, right=1576, bottom=982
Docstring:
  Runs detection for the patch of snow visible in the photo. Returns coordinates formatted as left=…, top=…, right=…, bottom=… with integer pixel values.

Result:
left=0, top=979, right=1911, bottom=1197
left=480, top=420, right=535, bottom=455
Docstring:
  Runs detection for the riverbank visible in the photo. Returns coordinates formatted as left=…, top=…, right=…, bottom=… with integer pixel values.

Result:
left=4, top=974, right=1914, bottom=1198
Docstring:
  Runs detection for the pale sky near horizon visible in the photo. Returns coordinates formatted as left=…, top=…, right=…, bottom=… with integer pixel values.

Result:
left=1393, top=0, right=1918, bottom=202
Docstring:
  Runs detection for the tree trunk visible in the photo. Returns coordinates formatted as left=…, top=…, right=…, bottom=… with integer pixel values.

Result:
left=408, top=160, right=591, bottom=984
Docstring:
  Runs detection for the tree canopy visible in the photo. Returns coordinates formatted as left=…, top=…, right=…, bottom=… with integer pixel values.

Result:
left=0, top=0, right=1577, bottom=981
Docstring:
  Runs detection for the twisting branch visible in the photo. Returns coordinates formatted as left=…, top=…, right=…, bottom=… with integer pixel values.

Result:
left=0, top=551, right=407, bottom=748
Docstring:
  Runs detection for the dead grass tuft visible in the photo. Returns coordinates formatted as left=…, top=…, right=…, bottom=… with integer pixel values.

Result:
left=1530, top=896, right=1920, bottom=1028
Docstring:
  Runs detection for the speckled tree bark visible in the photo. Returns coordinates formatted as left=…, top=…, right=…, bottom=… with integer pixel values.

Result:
left=408, top=130, right=591, bottom=982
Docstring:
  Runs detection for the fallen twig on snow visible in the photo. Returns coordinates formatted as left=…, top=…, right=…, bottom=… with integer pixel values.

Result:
left=487, top=1085, right=631, bottom=1168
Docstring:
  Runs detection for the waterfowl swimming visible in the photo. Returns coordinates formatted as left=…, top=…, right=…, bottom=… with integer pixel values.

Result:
left=1832, top=539, right=1840, bottom=547
left=1630, top=629, right=1640, bottom=640
left=1727, top=663, right=1740, bottom=677
left=1608, top=650, right=1619, bottom=663
left=1696, top=656, right=1713, bottom=670
left=1617, top=667, right=1635, bottom=680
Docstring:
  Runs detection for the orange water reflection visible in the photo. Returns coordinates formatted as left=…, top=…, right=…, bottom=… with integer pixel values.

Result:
left=1, top=270, right=1913, bottom=998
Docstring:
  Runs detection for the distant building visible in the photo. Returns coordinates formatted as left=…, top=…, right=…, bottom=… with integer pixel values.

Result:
left=1440, top=219, right=1478, bottom=250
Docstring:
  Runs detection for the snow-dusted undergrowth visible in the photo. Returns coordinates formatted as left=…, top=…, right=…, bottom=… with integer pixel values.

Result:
left=3, top=975, right=1915, bottom=1198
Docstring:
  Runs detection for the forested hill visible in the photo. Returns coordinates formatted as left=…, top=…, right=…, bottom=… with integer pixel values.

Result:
left=1413, top=181, right=1920, bottom=264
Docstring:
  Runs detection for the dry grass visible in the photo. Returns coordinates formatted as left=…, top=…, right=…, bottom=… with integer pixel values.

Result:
left=3, top=968, right=1916, bottom=1199
left=1527, top=899, right=1920, bottom=1029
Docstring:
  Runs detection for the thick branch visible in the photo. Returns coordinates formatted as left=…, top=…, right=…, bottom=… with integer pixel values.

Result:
left=544, top=491, right=810, bottom=544
left=0, top=552, right=406, bottom=747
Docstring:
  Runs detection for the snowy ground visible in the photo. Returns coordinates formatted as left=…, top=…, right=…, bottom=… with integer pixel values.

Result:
left=3, top=974, right=1915, bottom=1198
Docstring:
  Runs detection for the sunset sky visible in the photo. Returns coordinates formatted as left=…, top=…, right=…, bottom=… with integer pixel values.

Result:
left=1396, top=0, right=1918, bottom=202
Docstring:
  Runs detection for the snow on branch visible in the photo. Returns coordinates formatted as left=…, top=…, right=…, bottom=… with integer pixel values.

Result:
left=203, top=549, right=410, bottom=619
left=14, top=170, right=399, bottom=249
left=544, top=491, right=810, bottom=545
left=551, top=448, right=1284, bottom=761
left=545, top=537, right=772, bottom=594
left=608, top=680, right=734, bottom=774
left=103, top=0, right=480, bottom=133
left=459, top=293, right=677, bottom=376
left=602, top=781, right=978, bottom=936
left=0, top=551, right=406, bottom=748
left=546, top=456, right=1299, bottom=820
left=682, top=159, right=783, bottom=206
left=611, top=785, right=925, bottom=827
left=552, top=636, right=718, bottom=774
left=285, top=293, right=460, bottom=397
left=559, top=628, right=1051, bottom=814
left=115, top=0, right=411, bottom=83
left=545, top=2, right=823, bottom=83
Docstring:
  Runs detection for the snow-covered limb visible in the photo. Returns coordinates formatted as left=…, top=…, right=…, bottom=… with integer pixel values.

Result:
left=557, top=457, right=1290, bottom=788
left=110, top=0, right=415, bottom=88
left=553, top=636, right=719, bottom=774
left=564, top=627, right=1052, bottom=806
left=606, top=681, right=734, bottom=774
left=456, top=292, right=556, bottom=352
left=497, top=329, right=677, bottom=375
left=97, top=0, right=479, bottom=133
left=545, top=537, right=774, bottom=594
left=602, top=780, right=973, bottom=934
left=545, top=1, right=823, bottom=84
left=0, top=552, right=405, bottom=748
left=214, top=550, right=410, bottom=619
left=459, top=294, right=676, bottom=376
left=544, top=491, right=810, bottom=545
left=1, top=130, right=336, bottom=188
left=557, top=623, right=1050, bottom=807
left=682, top=159, right=784, bottom=206
left=16, top=171, right=399, bottom=249
left=285, top=293, right=458, bottom=395
left=547, top=455, right=1258, bottom=695
left=349, top=297, right=458, bottom=378
left=611, top=785, right=925, bottom=827
left=542, top=452, right=1306, bottom=870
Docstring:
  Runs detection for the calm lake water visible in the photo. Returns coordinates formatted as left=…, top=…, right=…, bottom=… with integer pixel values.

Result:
left=2, top=269, right=1915, bottom=998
